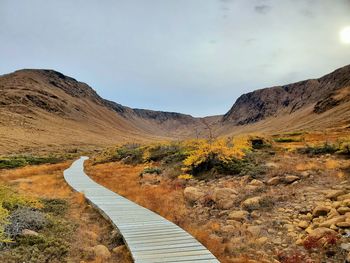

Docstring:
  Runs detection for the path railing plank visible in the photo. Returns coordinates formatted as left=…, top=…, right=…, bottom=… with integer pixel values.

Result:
left=64, top=157, right=219, bottom=263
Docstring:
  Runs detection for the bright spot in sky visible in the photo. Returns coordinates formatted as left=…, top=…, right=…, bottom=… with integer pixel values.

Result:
left=340, top=26, right=350, bottom=44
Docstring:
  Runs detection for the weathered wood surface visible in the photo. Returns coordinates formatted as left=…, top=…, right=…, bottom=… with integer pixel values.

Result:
left=64, top=157, right=219, bottom=263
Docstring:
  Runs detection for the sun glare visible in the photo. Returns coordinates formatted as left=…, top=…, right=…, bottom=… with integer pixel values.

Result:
left=340, top=26, right=350, bottom=44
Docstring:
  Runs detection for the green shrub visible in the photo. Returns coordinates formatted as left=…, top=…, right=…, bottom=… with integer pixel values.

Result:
left=298, top=143, right=339, bottom=155
left=106, top=144, right=144, bottom=164
left=40, top=199, right=68, bottom=216
left=143, top=144, right=184, bottom=162
left=0, top=156, right=64, bottom=170
left=140, top=167, right=162, bottom=176
left=273, top=137, right=302, bottom=143
left=1, top=235, right=70, bottom=263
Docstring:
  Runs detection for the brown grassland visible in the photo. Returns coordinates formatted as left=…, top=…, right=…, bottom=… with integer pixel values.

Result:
left=0, top=162, right=132, bottom=263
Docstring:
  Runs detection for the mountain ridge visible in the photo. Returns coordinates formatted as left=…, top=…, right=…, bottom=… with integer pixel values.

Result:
left=0, top=65, right=349, bottom=154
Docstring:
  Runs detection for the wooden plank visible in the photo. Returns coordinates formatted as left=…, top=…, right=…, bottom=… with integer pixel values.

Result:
left=64, top=157, right=219, bottom=263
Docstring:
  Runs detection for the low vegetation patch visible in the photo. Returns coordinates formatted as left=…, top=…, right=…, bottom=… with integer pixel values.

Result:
left=273, top=137, right=303, bottom=143
left=298, top=142, right=339, bottom=156
left=0, top=155, right=71, bottom=170
left=92, top=135, right=270, bottom=180
left=0, top=184, right=76, bottom=263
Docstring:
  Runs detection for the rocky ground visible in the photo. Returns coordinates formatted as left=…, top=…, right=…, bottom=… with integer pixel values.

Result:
left=180, top=153, right=350, bottom=262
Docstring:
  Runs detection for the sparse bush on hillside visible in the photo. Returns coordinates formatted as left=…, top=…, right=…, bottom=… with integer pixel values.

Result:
left=40, top=199, right=68, bottom=216
left=0, top=185, right=43, bottom=243
left=273, top=137, right=302, bottom=143
left=339, top=137, right=350, bottom=155
left=140, top=167, right=162, bottom=176
left=0, top=155, right=66, bottom=170
left=5, top=208, right=47, bottom=238
left=182, top=136, right=253, bottom=177
left=142, top=143, right=183, bottom=162
left=0, top=184, right=76, bottom=263
left=92, top=135, right=271, bottom=179
left=298, top=142, right=339, bottom=156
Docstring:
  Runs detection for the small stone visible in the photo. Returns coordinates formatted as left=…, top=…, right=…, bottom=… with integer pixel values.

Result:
left=341, top=243, right=350, bottom=251
left=308, top=227, right=337, bottom=240
left=298, top=221, right=309, bottom=229
left=319, top=216, right=346, bottom=228
left=228, top=210, right=249, bottom=221
left=21, top=229, right=39, bottom=236
left=212, top=188, right=237, bottom=209
left=256, top=236, right=268, bottom=245
left=267, top=177, right=280, bottom=186
left=336, top=222, right=350, bottom=228
left=338, top=207, right=350, bottom=215
left=338, top=193, right=350, bottom=201
left=242, top=196, right=263, bottom=211
left=296, top=239, right=304, bottom=246
left=251, top=211, right=261, bottom=219
left=342, top=199, right=350, bottom=207
left=300, top=171, right=310, bottom=177
left=312, top=206, right=332, bottom=217
left=247, top=225, right=262, bottom=236
left=249, top=179, right=264, bottom=187
left=112, top=245, right=126, bottom=255
left=183, top=187, right=204, bottom=203
left=93, top=245, right=111, bottom=259
left=284, top=175, right=300, bottom=184
left=325, top=190, right=346, bottom=200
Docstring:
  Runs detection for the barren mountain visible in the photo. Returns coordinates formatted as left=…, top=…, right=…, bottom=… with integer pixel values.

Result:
left=1, top=65, right=349, bottom=154
left=0, top=69, right=209, bottom=154
left=222, top=65, right=350, bottom=130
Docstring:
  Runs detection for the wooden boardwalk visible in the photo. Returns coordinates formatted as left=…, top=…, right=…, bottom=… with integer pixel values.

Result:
left=64, top=157, right=219, bottom=263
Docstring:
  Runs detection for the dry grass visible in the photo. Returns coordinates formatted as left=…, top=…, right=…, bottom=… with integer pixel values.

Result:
left=85, top=161, right=250, bottom=263
left=0, top=162, right=132, bottom=263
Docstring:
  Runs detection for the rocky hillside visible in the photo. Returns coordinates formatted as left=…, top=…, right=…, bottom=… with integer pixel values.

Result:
left=0, top=69, right=209, bottom=154
left=1, top=64, right=349, bottom=153
left=223, top=65, right=350, bottom=126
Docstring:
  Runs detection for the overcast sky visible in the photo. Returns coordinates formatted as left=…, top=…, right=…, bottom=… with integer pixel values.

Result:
left=1, top=0, right=349, bottom=116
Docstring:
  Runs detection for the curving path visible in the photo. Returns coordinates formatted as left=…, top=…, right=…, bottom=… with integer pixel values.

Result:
left=64, top=157, right=219, bottom=263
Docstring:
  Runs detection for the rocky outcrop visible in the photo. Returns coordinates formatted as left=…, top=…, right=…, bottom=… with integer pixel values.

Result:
left=223, top=64, right=350, bottom=125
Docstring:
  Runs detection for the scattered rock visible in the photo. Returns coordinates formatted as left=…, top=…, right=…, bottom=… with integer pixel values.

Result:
left=93, top=245, right=111, bottom=259
left=184, top=187, right=204, bottom=203
left=338, top=193, right=350, bottom=201
left=325, top=189, right=346, bottom=200
left=347, top=252, right=350, bottom=263
left=284, top=175, right=300, bottom=184
left=308, top=227, right=337, bottom=240
left=247, top=225, right=262, bottom=236
left=249, top=179, right=264, bottom=187
left=212, top=188, right=237, bottom=209
left=338, top=207, right=350, bottom=215
left=267, top=177, right=280, bottom=186
left=228, top=210, right=249, bottom=221
left=112, top=245, right=127, bottom=255
left=300, top=171, right=311, bottom=177
left=312, top=205, right=331, bottom=217
left=319, top=216, right=346, bottom=228
left=336, top=222, right=350, bottom=228
left=298, top=221, right=309, bottom=229
left=21, top=229, right=39, bottom=236
left=242, top=196, right=263, bottom=211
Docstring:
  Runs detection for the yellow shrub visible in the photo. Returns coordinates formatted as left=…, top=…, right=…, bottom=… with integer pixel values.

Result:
left=183, top=136, right=252, bottom=169
left=177, top=174, right=193, bottom=180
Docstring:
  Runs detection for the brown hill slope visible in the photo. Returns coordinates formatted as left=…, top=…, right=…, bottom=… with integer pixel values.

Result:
left=0, top=69, right=210, bottom=154
left=1, top=65, right=349, bottom=154
left=222, top=65, right=350, bottom=130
